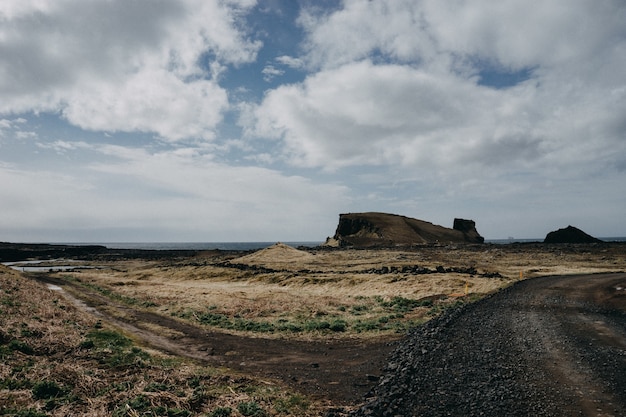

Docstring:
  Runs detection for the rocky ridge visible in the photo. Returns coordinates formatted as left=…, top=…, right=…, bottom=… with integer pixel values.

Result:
left=544, top=225, right=602, bottom=243
left=326, top=212, right=484, bottom=247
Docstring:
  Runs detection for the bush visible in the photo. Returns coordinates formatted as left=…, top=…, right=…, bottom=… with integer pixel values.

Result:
left=275, top=394, right=310, bottom=413
left=32, top=380, right=64, bottom=400
left=85, top=330, right=132, bottom=349
left=379, top=296, right=431, bottom=312
left=237, top=401, right=266, bottom=416
left=329, top=319, right=347, bottom=332
left=304, top=320, right=331, bottom=332
left=350, top=304, right=369, bottom=315
left=144, top=382, right=170, bottom=392
left=209, top=408, right=232, bottom=417
left=9, top=339, right=34, bottom=355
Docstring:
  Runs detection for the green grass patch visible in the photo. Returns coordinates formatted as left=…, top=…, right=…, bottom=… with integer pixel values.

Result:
left=32, top=380, right=66, bottom=400
left=378, top=296, right=433, bottom=312
left=81, top=329, right=150, bottom=369
left=208, top=408, right=233, bottom=417
left=237, top=401, right=266, bottom=416
left=275, top=394, right=310, bottom=414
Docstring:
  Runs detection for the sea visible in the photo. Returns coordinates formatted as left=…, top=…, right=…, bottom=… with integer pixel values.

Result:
left=53, top=237, right=626, bottom=251
left=54, top=241, right=325, bottom=251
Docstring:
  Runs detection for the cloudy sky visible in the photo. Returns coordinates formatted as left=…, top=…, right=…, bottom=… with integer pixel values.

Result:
left=1, top=0, right=625, bottom=242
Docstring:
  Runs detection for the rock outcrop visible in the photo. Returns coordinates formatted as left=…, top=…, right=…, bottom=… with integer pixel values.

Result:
left=327, top=212, right=484, bottom=247
left=544, top=226, right=602, bottom=244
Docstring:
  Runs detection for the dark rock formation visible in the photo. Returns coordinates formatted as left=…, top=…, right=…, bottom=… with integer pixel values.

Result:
left=329, top=212, right=484, bottom=247
left=0, top=242, right=199, bottom=262
left=0, top=242, right=108, bottom=262
left=543, top=226, right=602, bottom=244
left=453, top=218, right=484, bottom=243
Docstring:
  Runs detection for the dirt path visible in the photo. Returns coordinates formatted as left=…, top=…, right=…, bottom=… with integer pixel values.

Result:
left=29, top=273, right=399, bottom=406
left=353, top=273, right=626, bottom=416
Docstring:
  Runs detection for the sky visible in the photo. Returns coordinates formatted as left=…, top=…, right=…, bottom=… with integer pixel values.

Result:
left=1, top=0, right=625, bottom=242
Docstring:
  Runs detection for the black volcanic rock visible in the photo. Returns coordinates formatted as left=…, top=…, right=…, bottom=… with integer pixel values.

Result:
left=329, top=212, right=484, bottom=247
left=543, top=225, right=602, bottom=244
left=453, top=218, right=485, bottom=243
left=0, top=242, right=108, bottom=262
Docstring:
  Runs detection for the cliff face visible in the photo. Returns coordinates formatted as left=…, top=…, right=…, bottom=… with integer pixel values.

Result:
left=328, top=212, right=484, bottom=247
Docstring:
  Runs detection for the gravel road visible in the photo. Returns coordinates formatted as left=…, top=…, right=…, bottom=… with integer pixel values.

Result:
left=350, top=273, right=626, bottom=417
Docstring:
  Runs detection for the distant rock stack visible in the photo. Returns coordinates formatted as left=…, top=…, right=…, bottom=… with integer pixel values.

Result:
left=327, top=212, right=484, bottom=247
left=544, top=225, right=602, bottom=243
left=453, top=218, right=485, bottom=243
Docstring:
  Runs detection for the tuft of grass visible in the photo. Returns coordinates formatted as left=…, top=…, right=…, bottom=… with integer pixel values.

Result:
left=82, top=329, right=150, bottom=369
left=237, top=401, right=266, bottom=416
left=8, top=339, right=35, bottom=355
left=378, top=296, right=433, bottom=312
left=32, top=380, right=66, bottom=400
left=275, top=394, right=310, bottom=414
left=208, top=407, right=233, bottom=417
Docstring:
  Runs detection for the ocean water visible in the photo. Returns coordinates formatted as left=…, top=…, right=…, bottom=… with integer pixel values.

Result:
left=486, top=237, right=626, bottom=244
left=66, top=241, right=325, bottom=251
left=58, top=237, right=626, bottom=251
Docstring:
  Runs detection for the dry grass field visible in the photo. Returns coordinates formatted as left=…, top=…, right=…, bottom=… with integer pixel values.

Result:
left=2, top=242, right=624, bottom=415
left=0, top=265, right=329, bottom=417
left=59, top=243, right=626, bottom=339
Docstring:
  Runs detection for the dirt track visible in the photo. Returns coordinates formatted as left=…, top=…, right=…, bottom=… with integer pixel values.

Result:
left=29, top=273, right=399, bottom=406
left=30, top=272, right=626, bottom=415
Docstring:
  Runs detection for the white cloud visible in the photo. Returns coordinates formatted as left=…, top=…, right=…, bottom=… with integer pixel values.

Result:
left=261, top=65, right=284, bottom=82
left=298, top=0, right=432, bottom=69
left=276, top=55, right=304, bottom=69
left=423, top=0, right=626, bottom=72
left=0, top=0, right=261, bottom=140
left=253, top=60, right=542, bottom=171
left=253, top=0, right=626, bottom=178
left=0, top=117, right=37, bottom=140
left=62, top=68, right=228, bottom=141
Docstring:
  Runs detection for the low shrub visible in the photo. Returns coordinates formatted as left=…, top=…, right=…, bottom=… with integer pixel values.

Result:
left=275, top=394, right=310, bottom=414
left=237, top=401, right=266, bottom=416
left=209, top=407, right=232, bottom=417
left=379, top=296, right=432, bottom=312
left=32, top=380, right=65, bottom=400
left=9, top=339, right=34, bottom=355
left=329, top=319, right=347, bottom=332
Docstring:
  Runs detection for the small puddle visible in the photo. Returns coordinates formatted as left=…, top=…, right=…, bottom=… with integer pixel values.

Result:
left=41, top=281, right=101, bottom=316
left=2, top=259, right=102, bottom=272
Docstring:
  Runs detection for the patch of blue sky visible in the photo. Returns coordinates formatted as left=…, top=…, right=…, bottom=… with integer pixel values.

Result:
left=478, top=65, right=535, bottom=89
left=217, top=1, right=308, bottom=101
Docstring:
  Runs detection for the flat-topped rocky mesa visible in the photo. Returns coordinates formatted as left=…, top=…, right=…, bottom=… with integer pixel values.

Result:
left=325, top=212, right=484, bottom=247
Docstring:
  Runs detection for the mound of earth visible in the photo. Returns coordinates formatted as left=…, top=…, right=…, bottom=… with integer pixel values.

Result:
left=232, top=242, right=315, bottom=265
left=326, top=212, right=484, bottom=247
left=544, top=225, right=602, bottom=244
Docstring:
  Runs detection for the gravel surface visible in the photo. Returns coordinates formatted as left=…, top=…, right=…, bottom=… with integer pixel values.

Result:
left=349, top=273, right=626, bottom=417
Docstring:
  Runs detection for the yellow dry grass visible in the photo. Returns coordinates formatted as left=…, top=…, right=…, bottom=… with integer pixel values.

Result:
left=0, top=265, right=328, bottom=416
left=59, top=243, right=626, bottom=340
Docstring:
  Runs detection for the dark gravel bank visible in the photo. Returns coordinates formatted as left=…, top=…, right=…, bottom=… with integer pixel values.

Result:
left=348, top=274, right=626, bottom=417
